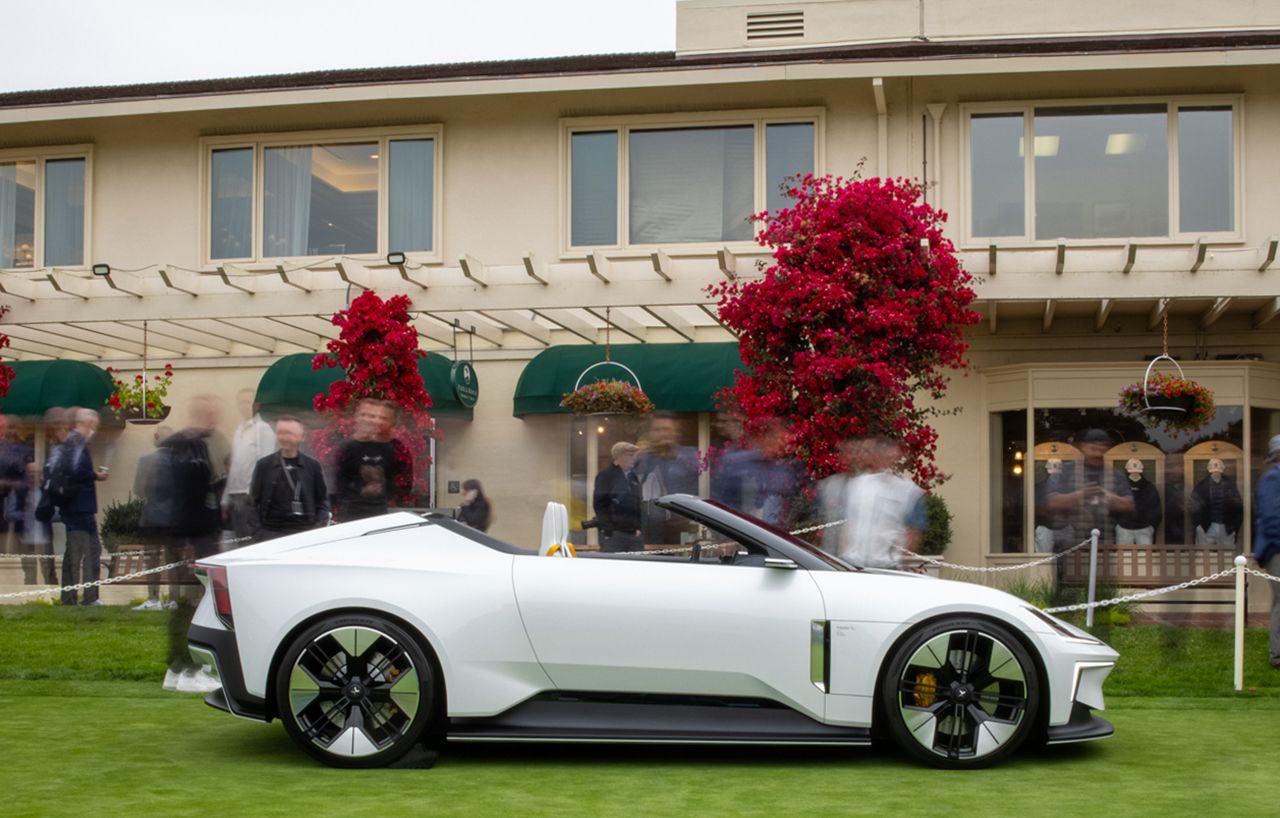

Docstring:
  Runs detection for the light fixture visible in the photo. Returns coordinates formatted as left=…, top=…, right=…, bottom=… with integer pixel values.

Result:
left=91, top=263, right=110, bottom=277
left=596, top=425, right=605, bottom=434
left=1014, top=450, right=1024, bottom=461
left=1105, top=133, right=1146, bottom=155
left=386, top=251, right=407, bottom=266
left=369, top=153, right=380, bottom=160
left=1012, top=464, right=1023, bottom=476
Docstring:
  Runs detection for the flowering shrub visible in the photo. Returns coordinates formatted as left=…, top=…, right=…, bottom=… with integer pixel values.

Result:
left=709, top=171, right=981, bottom=488
left=0, top=306, right=14, bottom=400
left=310, top=290, right=434, bottom=503
left=106, top=363, right=173, bottom=420
left=560, top=380, right=655, bottom=415
left=1119, top=374, right=1215, bottom=434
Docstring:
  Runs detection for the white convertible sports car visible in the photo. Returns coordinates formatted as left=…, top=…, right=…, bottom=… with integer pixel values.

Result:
left=187, top=495, right=1117, bottom=769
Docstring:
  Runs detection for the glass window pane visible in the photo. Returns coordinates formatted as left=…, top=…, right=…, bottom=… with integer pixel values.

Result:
left=765, top=122, right=814, bottom=213
left=0, top=161, right=35, bottom=268
left=629, top=126, right=754, bottom=245
left=570, top=131, right=617, bottom=246
left=263, top=143, right=376, bottom=257
left=210, top=148, right=253, bottom=260
left=44, top=158, right=85, bottom=266
left=970, top=114, right=1025, bottom=237
left=389, top=138, right=434, bottom=253
left=991, top=410, right=1026, bottom=553
left=1034, top=105, right=1168, bottom=239
left=1178, top=107, right=1234, bottom=233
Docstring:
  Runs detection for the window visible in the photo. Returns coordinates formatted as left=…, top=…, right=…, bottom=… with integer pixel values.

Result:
left=204, top=128, right=440, bottom=263
left=565, top=111, right=820, bottom=250
left=965, top=99, right=1238, bottom=243
left=0, top=148, right=90, bottom=270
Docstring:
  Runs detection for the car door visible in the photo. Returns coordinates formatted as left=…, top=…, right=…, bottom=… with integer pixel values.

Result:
left=512, top=546, right=827, bottom=722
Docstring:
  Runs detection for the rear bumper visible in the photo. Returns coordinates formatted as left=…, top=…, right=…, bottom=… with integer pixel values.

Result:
left=188, top=623, right=270, bottom=722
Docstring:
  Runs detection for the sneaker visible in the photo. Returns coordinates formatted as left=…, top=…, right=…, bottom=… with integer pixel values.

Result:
left=164, top=600, right=179, bottom=610
left=82, top=600, right=105, bottom=607
left=162, top=669, right=183, bottom=691
left=176, top=668, right=221, bottom=694
left=134, top=599, right=163, bottom=611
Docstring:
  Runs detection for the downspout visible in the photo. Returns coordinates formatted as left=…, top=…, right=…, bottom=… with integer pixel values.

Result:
left=873, top=77, right=888, bottom=178
left=926, top=103, right=947, bottom=203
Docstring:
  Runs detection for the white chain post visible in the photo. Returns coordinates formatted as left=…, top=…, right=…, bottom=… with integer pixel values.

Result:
left=1087, top=529, right=1100, bottom=629
left=1235, top=554, right=1247, bottom=693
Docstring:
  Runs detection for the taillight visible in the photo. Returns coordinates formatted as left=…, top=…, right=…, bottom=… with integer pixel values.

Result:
left=196, top=562, right=234, bottom=629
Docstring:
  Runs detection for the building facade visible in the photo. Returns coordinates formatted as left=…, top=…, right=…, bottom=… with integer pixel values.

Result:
left=2, top=0, right=1280, bottom=588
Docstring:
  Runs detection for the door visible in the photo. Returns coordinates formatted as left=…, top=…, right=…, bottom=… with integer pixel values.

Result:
left=512, top=553, right=827, bottom=721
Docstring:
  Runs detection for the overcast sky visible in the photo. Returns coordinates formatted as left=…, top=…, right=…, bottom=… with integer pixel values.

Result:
left=0, top=0, right=678, bottom=93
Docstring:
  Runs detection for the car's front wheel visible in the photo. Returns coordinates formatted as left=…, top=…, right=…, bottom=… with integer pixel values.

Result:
left=274, top=613, right=437, bottom=768
left=880, top=618, right=1040, bottom=769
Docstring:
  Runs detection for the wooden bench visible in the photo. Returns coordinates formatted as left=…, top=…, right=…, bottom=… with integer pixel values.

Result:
left=108, top=544, right=200, bottom=586
left=1059, top=543, right=1237, bottom=588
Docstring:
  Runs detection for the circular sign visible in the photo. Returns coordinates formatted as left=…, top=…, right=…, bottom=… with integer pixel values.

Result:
left=450, top=360, right=479, bottom=408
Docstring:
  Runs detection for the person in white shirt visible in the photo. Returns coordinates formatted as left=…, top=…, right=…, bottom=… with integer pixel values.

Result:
left=222, top=388, right=276, bottom=543
left=833, top=436, right=926, bottom=570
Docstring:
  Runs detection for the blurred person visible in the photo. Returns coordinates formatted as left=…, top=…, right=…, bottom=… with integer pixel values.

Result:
left=711, top=418, right=801, bottom=526
left=457, top=478, right=492, bottom=532
left=817, top=436, right=872, bottom=546
left=11, top=462, right=54, bottom=585
left=1034, top=459, right=1075, bottom=554
left=636, top=412, right=699, bottom=543
left=1190, top=457, right=1243, bottom=546
left=223, top=388, right=276, bottom=544
left=1114, top=459, right=1162, bottom=546
left=593, top=442, right=641, bottom=552
left=40, top=407, right=71, bottom=578
left=334, top=398, right=403, bottom=521
left=832, top=436, right=925, bottom=569
left=0, top=414, right=33, bottom=554
left=248, top=416, right=328, bottom=542
left=132, top=426, right=173, bottom=610
left=1044, top=429, right=1133, bottom=547
left=158, top=396, right=225, bottom=693
left=1253, top=435, right=1280, bottom=669
left=53, top=409, right=109, bottom=606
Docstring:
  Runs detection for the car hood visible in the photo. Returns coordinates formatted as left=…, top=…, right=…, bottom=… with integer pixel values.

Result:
left=811, top=568, right=1037, bottom=624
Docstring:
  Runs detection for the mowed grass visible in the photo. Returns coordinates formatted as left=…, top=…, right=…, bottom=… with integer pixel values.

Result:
left=2, top=606, right=1280, bottom=818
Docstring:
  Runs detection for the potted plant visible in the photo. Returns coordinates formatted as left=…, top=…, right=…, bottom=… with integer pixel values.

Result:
left=915, top=493, right=952, bottom=575
left=1118, top=373, right=1214, bottom=435
left=106, top=364, right=174, bottom=424
left=561, top=379, right=655, bottom=416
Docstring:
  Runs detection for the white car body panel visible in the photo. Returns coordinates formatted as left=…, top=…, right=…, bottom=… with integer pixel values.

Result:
left=512, top=555, right=826, bottom=718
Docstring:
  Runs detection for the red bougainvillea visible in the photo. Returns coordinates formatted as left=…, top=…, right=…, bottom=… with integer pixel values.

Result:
left=710, top=173, right=981, bottom=488
left=311, top=290, right=434, bottom=503
left=0, top=306, right=13, bottom=399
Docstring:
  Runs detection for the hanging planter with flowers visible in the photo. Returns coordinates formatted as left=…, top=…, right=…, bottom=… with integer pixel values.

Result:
left=559, top=308, right=655, bottom=416
left=1118, top=314, right=1214, bottom=435
left=106, top=322, right=173, bottom=424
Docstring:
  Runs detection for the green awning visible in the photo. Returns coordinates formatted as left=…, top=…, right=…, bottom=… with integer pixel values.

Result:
left=513, top=343, right=744, bottom=416
left=256, top=353, right=474, bottom=420
left=0, top=360, right=114, bottom=417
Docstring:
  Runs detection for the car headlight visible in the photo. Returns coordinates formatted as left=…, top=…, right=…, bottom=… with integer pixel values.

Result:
left=1023, top=606, right=1102, bottom=645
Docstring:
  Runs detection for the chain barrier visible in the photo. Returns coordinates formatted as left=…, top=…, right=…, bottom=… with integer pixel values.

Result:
left=1041, top=566, right=1242, bottom=613
left=908, top=539, right=1091, bottom=573
left=1243, top=564, right=1280, bottom=584
left=0, top=548, right=174, bottom=560
left=0, top=559, right=194, bottom=600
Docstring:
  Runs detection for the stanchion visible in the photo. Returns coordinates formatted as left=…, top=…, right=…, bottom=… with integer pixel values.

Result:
left=1086, top=528, right=1100, bottom=629
left=1235, top=554, right=1247, bottom=692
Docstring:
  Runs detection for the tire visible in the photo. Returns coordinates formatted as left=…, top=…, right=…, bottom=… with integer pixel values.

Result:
left=274, top=613, right=438, bottom=768
left=879, top=617, right=1040, bottom=769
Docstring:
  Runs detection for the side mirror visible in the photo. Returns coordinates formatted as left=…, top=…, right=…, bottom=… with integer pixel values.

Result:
left=763, top=556, right=799, bottom=570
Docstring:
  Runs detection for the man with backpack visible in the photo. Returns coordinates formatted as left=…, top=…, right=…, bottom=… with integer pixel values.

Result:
left=51, top=408, right=109, bottom=606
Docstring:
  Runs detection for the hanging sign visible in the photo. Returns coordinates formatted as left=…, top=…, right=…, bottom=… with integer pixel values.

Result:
left=450, top=360, right=479, bottom=408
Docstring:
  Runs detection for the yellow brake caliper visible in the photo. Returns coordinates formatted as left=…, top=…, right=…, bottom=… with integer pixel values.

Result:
left=913, top=672, right=938, bottom=707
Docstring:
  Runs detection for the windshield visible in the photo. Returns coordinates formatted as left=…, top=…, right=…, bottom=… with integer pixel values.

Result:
left=690, top=499, right=855, bottom=572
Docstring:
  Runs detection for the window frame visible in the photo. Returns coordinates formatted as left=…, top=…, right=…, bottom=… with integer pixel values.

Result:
left=199, top=125, right=444, bottom=267
left=559, top=108, right=825, bottom=257
left=0, top=144, right=94, bottom=272
left=959, top=95, right=1244, bottom=248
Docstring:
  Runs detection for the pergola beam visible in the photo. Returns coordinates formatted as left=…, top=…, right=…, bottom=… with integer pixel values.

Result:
left=425, top=314, right=505, bottom=346
left=27, top=323, right=147, bottom=357
left=698, top=303, right=735, bottom=336
left=1122, top=242, right=1137, bottom=274
left=1148, top=298, right=1170, bottom=331
left=158, top=265, right=202, bottom=296
left=222, top=317, right=321, bottom=350
left=81, top=322, right=190, bottom=355
left=534, top=309, right=597, bottom=343
left=1190, top=238, right=1208, bottom=273
left=717, top=247, right=738, bottom=280
left=3, top=325, right=104, bottom=357
left=216, top=263, right=258, bottom=295
left=144, top=321, right=234, bottom=354
left=335, top=259, right=377, bottom=290
left=650, top=250, right=674, bottom=282
left=587, top=307, right=646, bottom=342
left=1254, top=297, right=1280, bottom=329
left=102, top=271, right=148, bottom=298
left=586, top=252, right=611, bottom=284
left=988, top=301, right=998, bottom=335
left=1260, top=236, right=1279, bottom=273
left=0, top=275, right=39, bottom=301
left=48, top=271, right=94, bottom=299
left=478, top=310, right=550, bottom=346
left=411, top=316, right=457, bottom=347
left=460, top=255, right=488, bottom=288
left=1199, top=297, right=1232, bottom=330
left=522, top=253, right=549, bottom=285
left=1042, top=300, right=1056, bottom=332
left=1095, top=299, right=1113, bottom=332
left=643, top=305, right=697, bottom=341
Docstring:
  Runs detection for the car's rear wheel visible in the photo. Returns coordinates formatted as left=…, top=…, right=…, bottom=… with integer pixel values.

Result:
left=274, top=614, right=437, bottom=768
left=880, top=618, right=1040, bottom=769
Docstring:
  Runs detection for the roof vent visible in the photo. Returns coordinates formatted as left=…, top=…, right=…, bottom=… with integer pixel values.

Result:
left=746, top=10, right=804, bottom=42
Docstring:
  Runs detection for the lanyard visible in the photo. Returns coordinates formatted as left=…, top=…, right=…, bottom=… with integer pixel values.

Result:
left=280, top=454, right=304, bottom=504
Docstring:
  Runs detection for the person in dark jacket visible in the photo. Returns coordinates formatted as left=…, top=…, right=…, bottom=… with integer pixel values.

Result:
left=1190, top=457, right=1243, bottom=545
left=1253, top=436, right=1280, bottom=668
left=457, top=478, right=492, bottom=532
left=249, top=417, right=329, bottom=542
left=1114, top=458, right=1162, bottom=545
left=56, top=408, right=109, bottom=605
left=593, top=442, right=642, bottom=553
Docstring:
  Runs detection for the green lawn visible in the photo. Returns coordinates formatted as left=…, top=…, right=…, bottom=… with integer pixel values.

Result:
left=2, top=606, right=1279, bottom=817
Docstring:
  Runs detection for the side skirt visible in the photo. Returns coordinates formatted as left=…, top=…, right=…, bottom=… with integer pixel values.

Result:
left=448, top=692, right=871, bottom=746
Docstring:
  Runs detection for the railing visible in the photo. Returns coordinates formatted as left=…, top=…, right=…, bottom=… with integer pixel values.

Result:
left=1059, top=543, right=1238, bottom=587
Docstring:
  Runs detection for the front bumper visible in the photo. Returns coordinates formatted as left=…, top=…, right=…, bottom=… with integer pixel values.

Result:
left=188, top=623, right=270, bottom=722
left=1046, top=703, right=1114, bottom=744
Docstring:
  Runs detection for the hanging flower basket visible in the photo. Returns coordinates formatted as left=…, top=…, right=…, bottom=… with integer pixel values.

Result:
left=561, top=379, right=655, bottom=416
left=106, top=364, right=175, bottom=425
left=1118, top=355, right=1214, bottom=434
